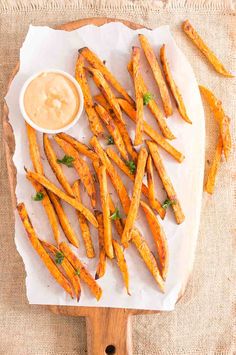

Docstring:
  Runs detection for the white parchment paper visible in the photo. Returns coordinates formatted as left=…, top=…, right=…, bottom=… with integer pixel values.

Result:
left=5, top=23, right=205, bottom=310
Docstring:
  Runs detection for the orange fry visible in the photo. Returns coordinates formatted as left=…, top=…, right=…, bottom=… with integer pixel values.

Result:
left=94, top=103, right=128, bottom=160
left=40, top=240, right=81, bottom=301
left=72, top=180, right=95, bottom=257
left=17, top=203, right=74, bottom=298
left=132, top=46, right=144, bottom=145
left=139, top=34, right=173, bottom=116
left=183, top=20, right=234, bottom=77
left=131, top=228, right=164, bottom=292
left=54, top=135, right=96, bottom=208
left=98, top=164, right=114, bottom=259
left=118, top=98, right=184, bottom=163
left=56, top=133, right=97, bottom=161
left=94, top=211, right=106, bottom=279
left=140, top=201, right=169, bottom=280
left=94, top=94, right=138, bottom=162
left=92, top=159, right=124, bottom=238
left=60, top=242, right=102, bottom=300
left=26, top=123, right=44, bottom=174
left=113, top=239, right=130, bottom=295
left=90, top=136, right=131, bottom=215
left=43, top=134, right=74, bottom=196
left=86, top=67, right=125, bottom=124
left=199, top=85, right=231, bottom=161
left=147, top=141, right=185, bottom=224
left=48, top=190, right=79, bottom=248
left=205, top=137, right=223, bottom=194
left=127, top=61, right=175, bottom=140
left=160, top=45, right=192, bottom=124
left=27, top=176, right=60, bottom=244
left=121, top=147, right=148, bottom=246
left=79, top=47, right=134, bottom=105
left=26, top=171, right=98, bottom=228
left=75, top=54, right=103, bottom=136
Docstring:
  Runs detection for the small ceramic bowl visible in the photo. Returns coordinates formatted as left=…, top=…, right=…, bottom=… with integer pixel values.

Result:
left=19, top=69, right=84, bottom=134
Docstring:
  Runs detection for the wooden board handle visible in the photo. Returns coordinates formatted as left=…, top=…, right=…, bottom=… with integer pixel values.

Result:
left=86, top=308, right=132, bottom=355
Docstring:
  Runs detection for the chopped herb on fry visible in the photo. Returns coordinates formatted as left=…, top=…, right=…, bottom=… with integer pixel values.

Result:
left=143, top=92, right=153, bottom=105
left=55, top=251, right=64, bottom=265
left=75, top=269, right=80, bottom=276
left=162, top=199, right=176, bottom=209
left=32, top=192, right=44, bottom=201
left=125, top=160, right=136, bottom=174
left=57, top=155, right=75, bottom=167
left=110, top=208, right=122, bottom=220
left=106, top=135, right=115, bottom=145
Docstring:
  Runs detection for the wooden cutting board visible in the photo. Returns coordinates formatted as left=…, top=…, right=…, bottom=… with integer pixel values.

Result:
left=2, top=17, right=188, bottom=355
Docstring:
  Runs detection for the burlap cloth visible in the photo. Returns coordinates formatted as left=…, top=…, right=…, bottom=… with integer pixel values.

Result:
left=0, top=1, right=235, bottom=354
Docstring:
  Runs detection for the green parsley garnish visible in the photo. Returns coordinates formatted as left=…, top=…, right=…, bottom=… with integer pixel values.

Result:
left=55, top=251, right=64, bottom=265
left=57, top=155, right=75, bottom=167
left=32, top=192, right=44, bottom=201
left=162, top=199, right=176, bottom=209
left=106, top=135, right=114, bottom=145
left=110, top=208, right=122, bottom=220
left=143, top=92, right=153, bottom=105
left=75, top=269, right=80, bottom=276
left=125, top=160, right=136, bottom=174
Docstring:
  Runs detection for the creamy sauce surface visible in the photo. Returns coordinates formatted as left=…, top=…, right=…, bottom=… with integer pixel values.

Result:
left=24, top=72, right=80, bottom=130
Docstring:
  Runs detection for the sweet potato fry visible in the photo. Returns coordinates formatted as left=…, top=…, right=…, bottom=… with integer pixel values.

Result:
left=26, top=123, right=44, bottom=174
left=98, top=165, right=114, bottom=259
left=54, top=135, right=96, bottom=208
left=140, top=201, right=169, bottom=280
left=27, top=176, right=60, bottom=244
left=132, top=47, right=144, bottom=145
left=199, top=85, right=231, bottom=161
left=43, top=134, right=74, bottom=196
left=26, top=126, right=60, bottom=243
left=26, top=171, right=98, bottom=228
left=40, top=240, right=81, bottom=301
left=160, top=45, right=192, bottom=124
left=127, top=60, right=175, bottom=140
left=60, top=241, right=102, bottom=300
left=90, top=137, right=131, bottom=215
left=56, top=133, right=97, bottom=161
left=94, top=103, right=128, bottom=160
left=94, top=94, right=138, bottom=162
left=86, top=67, right=125, bottom=124
left=113, top=239, right=130, bottom=295
left=118, top=98, right=184, bottom=163
left=17, top=203, right=74, bottom=298
left=94, top=211, right=106, bottom=279
left=79, top=47, right=134, bottom=105
left=92, top=159, right=124, bottom=238
left=183, top=20, right=234, bottom=77
left=72, top=180, right=95, bottom=258
left=131, top=228, right=164, bottom=292
left=48, top=191, right=79, bottom=248
left=146, top=155, right=155, bottom=206
left=121, top=147, right=148, bottom=246
left=205, top=137, right=223, bottom=194
left=75, top=54, right=103, bottom=136
left=106, top=147, right=165, bottom=218
left=147, top=141, right=185, bottom=224
left=139, top=34, right=173, bottom=116
left=146, top=155, right=166, bottom=218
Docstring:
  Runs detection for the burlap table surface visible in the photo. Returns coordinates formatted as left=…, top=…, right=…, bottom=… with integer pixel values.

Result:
left=0, top=1, right=235, bottom=354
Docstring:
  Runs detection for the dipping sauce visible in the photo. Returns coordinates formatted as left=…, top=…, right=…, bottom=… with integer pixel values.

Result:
left=23, top=72, right=80, bottom=130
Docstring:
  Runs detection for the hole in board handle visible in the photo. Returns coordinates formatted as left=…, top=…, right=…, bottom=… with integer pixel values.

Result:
left=105, top=344, right=116, bottom=354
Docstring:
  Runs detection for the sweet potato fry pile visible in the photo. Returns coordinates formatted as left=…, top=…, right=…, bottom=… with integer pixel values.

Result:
left=19, top=23, right=232, bottom=300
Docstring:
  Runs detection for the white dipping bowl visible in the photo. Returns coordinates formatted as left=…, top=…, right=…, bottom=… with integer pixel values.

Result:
left=19, top=69, right=84, bottom=134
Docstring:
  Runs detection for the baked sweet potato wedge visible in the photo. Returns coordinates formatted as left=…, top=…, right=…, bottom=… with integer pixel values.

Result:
left=17, top=203, right=74, bottom=298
